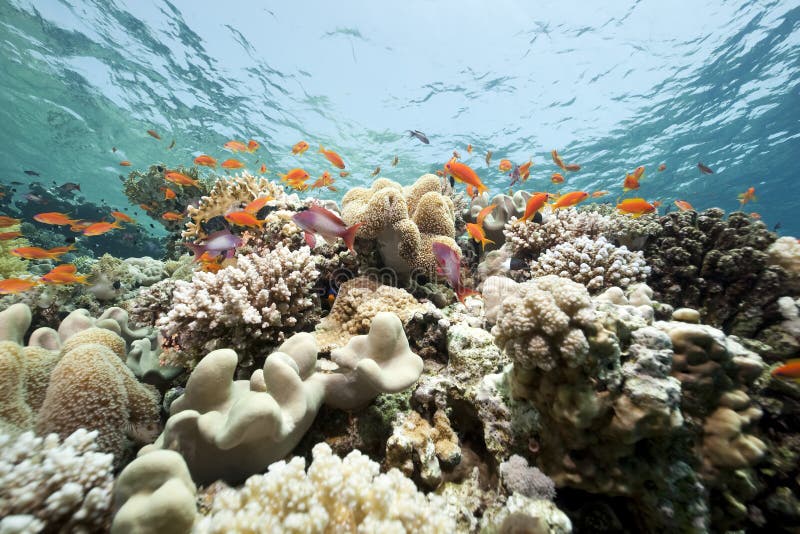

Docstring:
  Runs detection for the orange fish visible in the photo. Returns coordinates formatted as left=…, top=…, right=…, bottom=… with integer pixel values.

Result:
left=466, top=223, right=494, bottom=250
left=41, top=264, right=87, bottom=285
left=165, top=172, right=200, bottom=187
left=444, top=159, right=488, bottom=194
left=617, top=198, right=656, bottom=218
left=517, top=193, right=550, bottom=224
left=466, top=184, right=478, bottom=199
left=652, top=201, right=662, bottom=209
left=161, top=187, right=176, bottom=200
left=476, top=204, right=497, bottom=226
left=750, top=212, right=761, bottom=220
left=11, top=245, right=73, bottom=260
left=33, top=212, right=76, bottom=226
left=551, top=149, right=566, bottom=170
left=0, top=216, right=21, bottom=227
left=83, top=221, right=122, bottom=236
left=564, top=163, right=581, bottom=172
left=658, top=163, right=666, bottom=172
left=162, top=212, right=184, bottom=221
left=737, top=187, right=756, bottom=206
left=772, top=359, right=800, bottom=382
left=194, top=155, right=217, bottom=168
left=319, top=145, right=345, bottom=169
left=633, top=166, right=645, bottom=180
left=551, top=173, right=565, bottom=184
left=551, top=191, right=589, bottom=210
left=466, top=144, right=473, bottom=154
left=119, top=161, right=132, bottom=167
left=279, top=168, right=310, bottom=183
left=592, top=190, right=609, bottom=198
left=247, top=139, right=259, bottom=152
left=340, top=171, right=350, bottom=178
left=69, top=220, right=92, bottom=232
left=147, top=129, right=161, bottom=140
left=292, top=141, right=310, bottom=155
left=623, top=173, right=640, bottom=192
left=221, top=159, right=245, bottom=170
left=518, top=160, right=533, bottom=181
left=0, top=278, right=39, bottom=294
left=312, top=171, right=336, bottom=190
left=244, top=196, right=274, bottom=214
left=225, top=211, right=266, bottom=227
left=260, top=164, right=267, bottom=174
left=111, top=211, right=135, bottom=223
left=224, top=140, right=248, bottom=152
left=498, top=159, right=512, bottom=172
left=0, top=231, right=22, bottom=240
left=139, top=204, right=153, bottom=212
left=674, top=200, right=694, bottom=211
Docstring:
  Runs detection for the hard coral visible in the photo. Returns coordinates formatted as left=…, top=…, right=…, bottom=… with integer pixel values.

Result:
left=157, top=243, right=320, bottom=369
left=504, top=207, right=613, bottom=260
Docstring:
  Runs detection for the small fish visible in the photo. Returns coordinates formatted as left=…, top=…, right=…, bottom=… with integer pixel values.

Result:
left=33, top=212, right=77, bottom=226
left=466, top=223, right=494, bottom=250
left=339, top=171, right=350, bottom=178
left=292, top=141, right=310, bottom=155
left=371, top=166, right=381, bottom=177
left=24, top=194, right=47, bottom=204
left=698, top=162, right=714, bottom=174
left=247, top=139, right=259, bottom=152
left=55, top=182, right=81, bottom=194
left=0, top=216, right=21, bottom=227
left=617, top=198, right=656, bottom=218
left=221, top=159, right=245, bottom=169
left=260, top=164, right=267, bottom=174
left=319, top=145, right=345, bottom=169
left=771, top=359, right=800, bottom=382
left=431, top=241, right=478, bottom=304
left=466, top=144, right=473, bottom=154
left=551, top=173, right=565, bottom=184
left=225, top=211, right=266, bottom=227
left=453, top=150, right=461, bottom=160
left=162, top=187, right=176, bottom=200
left=119, top=161, right=132, bottom=167
left=658, top=163, right=666, bottom=172
left=161, top=212, right=184, bottom=221
left=0, top=278, right=39, bottom=294
left=168, top=139, right=176, bottom=149
left=551, top=191, right=589, bottom=210
left=41, top=264, right=87, bottom=285
left=147, top=129, right=161, bottom=140
left=112, top=147, right=117, bottom=152
left=551, top=149, right=566, bottom=170
left=111, top=211, right=135, bottom=223
left=623, top=173, right=640, bottom=192
left=564, top=163, right=581, bottom=172
left=244, top=196, right=274, bottom=214
left=774, top=222, right=782, bottom=231
left=476, top=204, right=497, bottom=226
left=23, top=170, right=40, bottom=176
left=391, top=155, right=399, bottom=167
left=139, top=203, right=153, bottom=211
left=750, top=212, right=761, bottom=220
left=165, top=171, right=200, bottom=187
left=194, top=155, right=217, bottom=168
left=498, top=159, right=512, bottom=172
left=0, top=231, right=23, bottom=240
left=592, top=190, right=609, bottom=198
left=466, top=184, right=478, bottom=199
left=69, top=220, right=93, bottom=232
left=517, top=193, right=550, bottom=224
left=279, top=168, right=310, bottom=183
left=444, top=159, right=488, bottom=194
left=291, top=205, right=362, bottom=254
left=508, top=165, right=521, bottom=187
left=312, top=172, right=336, bottom=190
left=485, top=150, right=493, bottom=167
left=737, top=187, right=756, bottom=206
left=224, top=140, right=249, bottom=152
left=407, top=130, right=430, bottom=144
left=11, top=245, right=74, bottom=260
left=82, top=221, right=122, bottom=236
left=518, top=160, right=533, bottom=181
left=183, top=229, right=243, bottom=259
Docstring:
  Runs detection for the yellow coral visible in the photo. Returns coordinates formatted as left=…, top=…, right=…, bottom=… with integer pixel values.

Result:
left=0, top=225, right=30, bottom=279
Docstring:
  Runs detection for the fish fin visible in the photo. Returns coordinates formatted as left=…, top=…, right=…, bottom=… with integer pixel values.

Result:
left=456, top=287, right=480, bottom=304
left=182, top=242, right=205, bottom=259
left=341, top=222, right=362, bottom=255
left=481, top=238, right=495, bottom=250
left=304, top=231, right=316, bottom=249
left=318, top=144, right=325, bottom=153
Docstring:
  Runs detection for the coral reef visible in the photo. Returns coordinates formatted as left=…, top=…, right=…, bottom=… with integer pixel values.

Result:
left=480, top=494, right=572, bottom=534
left=504, top=207, right=613, bottom=260
left=530, top=235, right=650, bottom=292
left=499, top=454, right=557, bottom=501
left=158, top=243, right=320, bottom=369
left=465, top=190, right=532, bottom=251
left=767, top=235, right=800, bottom=291
left=0, top=429, right=114, bottom=533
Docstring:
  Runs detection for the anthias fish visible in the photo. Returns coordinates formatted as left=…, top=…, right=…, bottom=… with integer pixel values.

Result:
left=432, top=241, right=478, bottom=303
left=183, top=229, right=243, bottom=259
left=291, top=205, right=362, bottom=254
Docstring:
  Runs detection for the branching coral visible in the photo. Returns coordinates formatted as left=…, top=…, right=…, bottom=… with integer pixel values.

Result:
left=530, top=235, right=650, bottom=292
left=0, top=429, right=114, bottom=533
left=193, top=442, right=457, bottom=533
left=157, top=243, right=320, bottom=369
left=503, top=207, right=613, bottom=259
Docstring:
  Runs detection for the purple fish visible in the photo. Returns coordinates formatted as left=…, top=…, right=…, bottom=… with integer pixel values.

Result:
left=183, top=229, right=243, bottom=260
left=432, top=241, right=478, bottom=303
left=508, top=164, right=521, bottom=187
left=291, top=205, right=362, bottom=254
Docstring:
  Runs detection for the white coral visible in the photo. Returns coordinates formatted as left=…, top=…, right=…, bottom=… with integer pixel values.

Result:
left=0, top=429, right=114, bottom=532
left=504, top=208, right=613, bottom=257
left=193, top=442, right=456, bottom=534
left=531, top=236, right=650, bottom=292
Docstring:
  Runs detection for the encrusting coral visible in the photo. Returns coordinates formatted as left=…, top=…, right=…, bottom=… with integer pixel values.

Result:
left=193, top=442, right=457, bottom=533
left=157, top=243, right=320, bottom=369
left=143, top=312, right=424, bottom=485
left=0, top=429, right=114, bottom=533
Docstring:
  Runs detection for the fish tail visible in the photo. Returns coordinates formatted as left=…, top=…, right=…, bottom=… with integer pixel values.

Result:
left=481, top=237, right=495, bottom=250
left=341, top=222, right=363, bottom=255
left=456, top=286, right=480, bottom=304
left=319, top=144, right=325, bottom=153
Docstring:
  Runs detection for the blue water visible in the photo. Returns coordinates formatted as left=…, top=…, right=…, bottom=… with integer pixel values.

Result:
left=1, top=0, right=798, bottom=236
